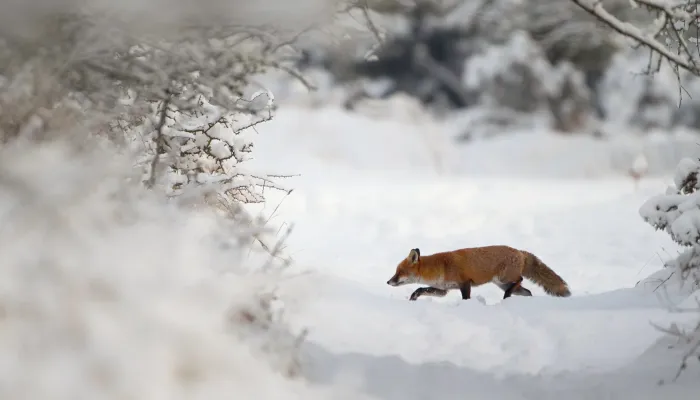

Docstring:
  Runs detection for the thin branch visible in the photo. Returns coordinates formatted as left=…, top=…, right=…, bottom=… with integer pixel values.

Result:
left=359, top=0, right=384, bottom=44
left=267, top=61, right=318, bottom=91
left=145, top=95, right=171, bottom=189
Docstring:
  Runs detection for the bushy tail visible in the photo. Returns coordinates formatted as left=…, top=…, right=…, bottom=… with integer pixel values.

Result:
left=521, top=251, right=571, bottom=297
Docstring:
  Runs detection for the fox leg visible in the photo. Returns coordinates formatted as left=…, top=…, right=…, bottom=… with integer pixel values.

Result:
left=500, top=277, right=532, bottom=299
left=459, top=281, right=471, bottom=300
left=409, top=287, right=448, bottom=301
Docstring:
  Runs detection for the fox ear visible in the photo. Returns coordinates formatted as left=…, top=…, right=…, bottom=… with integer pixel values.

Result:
left=408, top=248, right=420, bottom=264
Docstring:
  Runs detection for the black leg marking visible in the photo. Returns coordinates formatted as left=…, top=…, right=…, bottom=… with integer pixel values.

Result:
left=515, top=286, right=533, bottom=296
left=503, top=276, right=525, bottom=299
left=409, top=287, right=448, bottom=301
left=459, top=281, right=471, bottom=300
left=496, top=281, right=532, bottom=298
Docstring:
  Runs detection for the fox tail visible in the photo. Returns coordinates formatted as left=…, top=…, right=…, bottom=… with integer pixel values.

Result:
left=521, top=251, right=571, bottom=297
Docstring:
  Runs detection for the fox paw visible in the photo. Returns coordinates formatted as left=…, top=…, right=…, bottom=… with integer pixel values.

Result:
left=409, top=291, right=421, bottom=301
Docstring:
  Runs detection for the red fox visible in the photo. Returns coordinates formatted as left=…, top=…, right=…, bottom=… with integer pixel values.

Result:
left=386, top=246, right=571, bottom=301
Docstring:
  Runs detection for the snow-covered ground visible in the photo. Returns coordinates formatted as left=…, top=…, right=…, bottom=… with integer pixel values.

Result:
left=6, top=2, right=700, bottom=399
left=245, top=102, right=700, bottom=400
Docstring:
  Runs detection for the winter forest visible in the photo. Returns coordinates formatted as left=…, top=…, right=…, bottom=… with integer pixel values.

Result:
left=1, top=0, right=700, bottom=398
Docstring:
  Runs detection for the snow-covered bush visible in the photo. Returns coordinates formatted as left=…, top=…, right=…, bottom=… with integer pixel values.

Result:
left=462, top=31, right=595, bottom=133
left=127, top=90, right=291, bottom=205
left=641, top=157, right=700, bottom=281
left=0, top=2, right=309, bottom=259
left=640, top=157, right=700, bottom=377
left=597, top=50, right=680, bottom=131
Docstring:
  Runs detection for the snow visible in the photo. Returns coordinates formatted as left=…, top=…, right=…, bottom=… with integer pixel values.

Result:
left=462, top=31, right=550, bottom=92
left=675, top=157, right=700, bottom=190
left=7, top=1, right=700, bottom=397
left=641, top=157, right=700, bottom=248
left=239, top=100, right=700, bottom=399
left=633, top=153, right=649, bottom=173
left=0, top=140, right=365, bottom=400
left=209, top=138, right=233, bottom=159
left=5, top=80, right=700, bottom=400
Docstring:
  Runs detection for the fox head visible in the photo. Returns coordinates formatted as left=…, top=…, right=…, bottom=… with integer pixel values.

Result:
left=386, top=248, right=421, bottom=286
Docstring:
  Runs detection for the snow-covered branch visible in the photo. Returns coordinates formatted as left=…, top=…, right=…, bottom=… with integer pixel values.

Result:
left=570, top=0, right=700, bottom=75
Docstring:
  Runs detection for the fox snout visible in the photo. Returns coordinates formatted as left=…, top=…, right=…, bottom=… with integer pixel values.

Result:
left=387, top=273, right=405, bottom=286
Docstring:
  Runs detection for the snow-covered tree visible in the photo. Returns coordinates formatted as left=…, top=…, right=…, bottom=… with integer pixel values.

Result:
left=640, top=157, right=700, bottom=379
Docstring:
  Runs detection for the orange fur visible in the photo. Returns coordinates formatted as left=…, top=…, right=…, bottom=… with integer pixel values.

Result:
left=386, top=245, right=570, bottom=301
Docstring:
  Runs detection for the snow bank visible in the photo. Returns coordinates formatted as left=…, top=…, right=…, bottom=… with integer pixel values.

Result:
left=251, top=104, right=700, bottom=179
left=282, top=271, right=699, bottom=400
left=0, top=139, right=364, bottom=400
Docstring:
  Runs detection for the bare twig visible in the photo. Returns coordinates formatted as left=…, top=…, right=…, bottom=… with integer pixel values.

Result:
left=359, top=0, right=384, bottom=44
left=145, top=95, right=171, bottom=189
left=267, top=61, right=318, bottom=91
